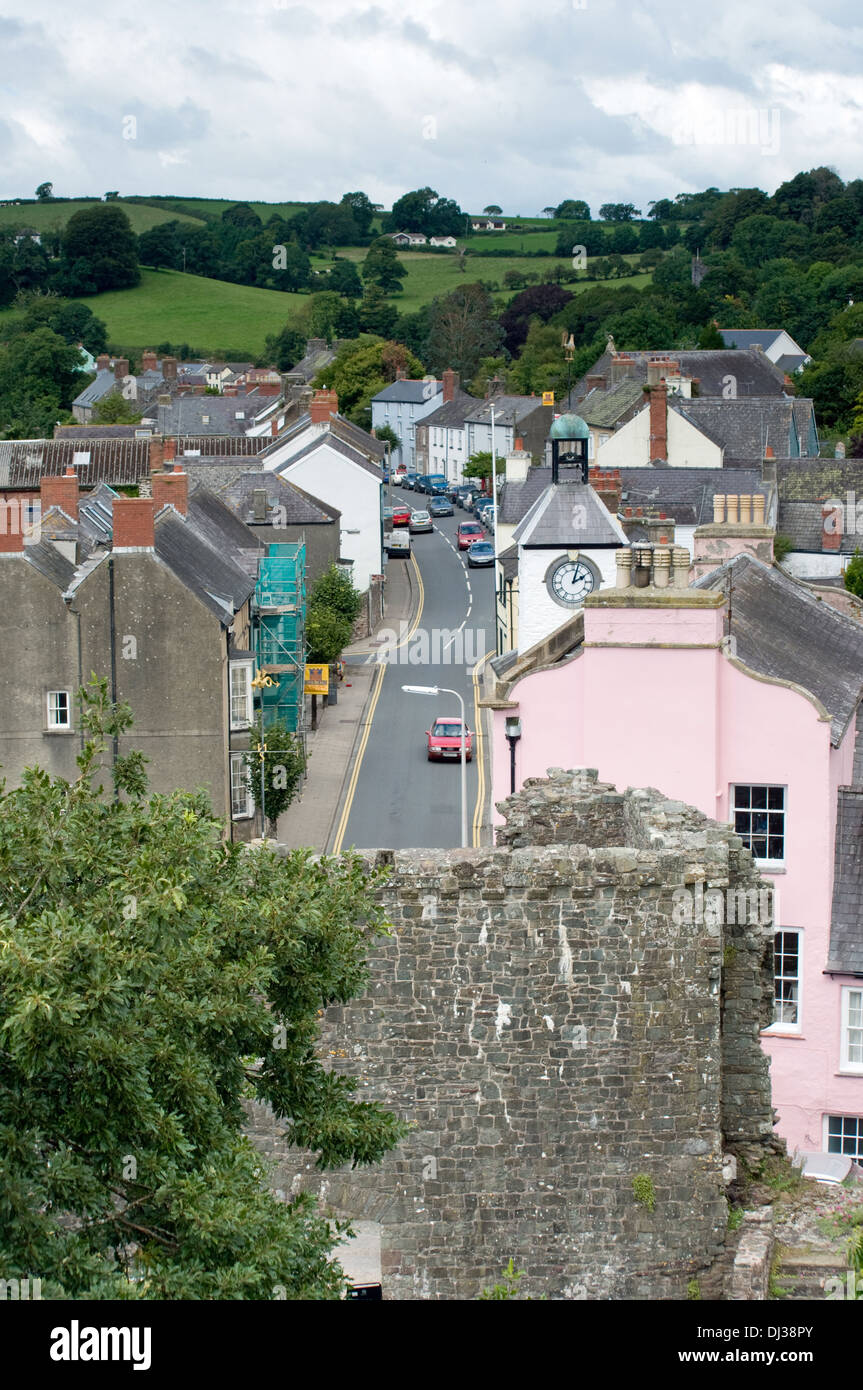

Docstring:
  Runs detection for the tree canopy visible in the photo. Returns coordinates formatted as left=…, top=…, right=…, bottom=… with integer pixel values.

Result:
left=0, top=680, right=404, bottom=1299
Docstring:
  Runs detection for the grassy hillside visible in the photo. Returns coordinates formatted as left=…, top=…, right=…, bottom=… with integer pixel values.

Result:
left=0, top=200, right=206, bottom=234
left=77, top=269, right=301, bottom=356
left=125, top=197, right=311, bottom=223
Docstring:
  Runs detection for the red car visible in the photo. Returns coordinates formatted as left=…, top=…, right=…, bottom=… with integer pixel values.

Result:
left=426, top=716, right=473, bottom=762
left=457, top=521, right=484, bottom=550
left=392, top=505, right=411, bottom=527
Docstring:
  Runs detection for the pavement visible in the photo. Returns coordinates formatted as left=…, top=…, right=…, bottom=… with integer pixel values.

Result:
left=273, top=556, right=416, bottom=852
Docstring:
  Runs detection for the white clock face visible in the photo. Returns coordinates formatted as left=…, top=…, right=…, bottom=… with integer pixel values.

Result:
left=549, top=558, right=595, bottom=606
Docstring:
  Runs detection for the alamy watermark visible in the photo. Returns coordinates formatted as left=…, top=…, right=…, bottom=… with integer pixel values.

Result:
left=672, top=107, right=781, bottom=157
left=672, top=881, right=777, bottom=927
left=373, top=622, right=487, bottom=666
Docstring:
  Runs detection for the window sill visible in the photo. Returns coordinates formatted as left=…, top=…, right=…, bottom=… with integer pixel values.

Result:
left=756, top=864, right=786, bottom=875
left=761, top=1029, right=804, bottom=1040
left=836, top=1068, right=863, bottom=1078
left=44, top=727, right=74, bottom=735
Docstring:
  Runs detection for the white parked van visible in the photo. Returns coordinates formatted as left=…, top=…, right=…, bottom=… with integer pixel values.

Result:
left=385, top=527, right=411, bottom=558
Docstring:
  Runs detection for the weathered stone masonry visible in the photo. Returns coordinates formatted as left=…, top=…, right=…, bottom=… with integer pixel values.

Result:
left=251, top=769, right=776, bottom=1300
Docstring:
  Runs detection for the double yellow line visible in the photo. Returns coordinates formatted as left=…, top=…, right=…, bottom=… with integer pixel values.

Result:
left=331, top=554, right=425, bottom=853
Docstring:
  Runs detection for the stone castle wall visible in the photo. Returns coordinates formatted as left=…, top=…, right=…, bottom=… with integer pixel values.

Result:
left=249, top=769, right=775, bottom=1300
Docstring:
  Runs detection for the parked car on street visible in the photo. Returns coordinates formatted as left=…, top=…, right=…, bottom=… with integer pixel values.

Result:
left=393, top=465, right=407, bottom=486
left=473, top=496, right=494, bottom=519
left=467, top=540, right=495, bottom=567
left=415, top=473, right=447, bottom=495
left=429, top=496, right=454, bottom=517
left=426, top=716, right=473, bottom=762
left=457, top=521, right=484, bottom=549
left=385, top=527, right=411, bottom=558
left=409, top=509, right=433, bottom=534
left=449, top=485, right=473, bottom=506
left=401, top=473, right=418, bottom=490
left=392, top=504, right=411, bottom=527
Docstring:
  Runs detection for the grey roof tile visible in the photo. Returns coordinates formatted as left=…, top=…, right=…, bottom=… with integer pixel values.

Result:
left=828, top=781, right=863, bottom=975
left=513, top=480, right=625, bottom=547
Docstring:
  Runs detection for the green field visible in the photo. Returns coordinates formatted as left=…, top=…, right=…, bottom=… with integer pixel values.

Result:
left=64, top=269, right=302, bottom=356
left=125, top=197, right=312, bottom=224
left=0, top=200, right=206, bottom=234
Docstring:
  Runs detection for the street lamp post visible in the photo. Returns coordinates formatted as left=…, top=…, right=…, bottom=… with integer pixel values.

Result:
left=504, top=715, right=522, bottom=795
left=402, top=684, right=468, bottom=847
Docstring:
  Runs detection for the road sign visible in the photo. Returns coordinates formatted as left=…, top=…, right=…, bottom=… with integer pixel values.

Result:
left=304, top=664, right=329, bottom=695
left=542, top=391, right=555, bottom=406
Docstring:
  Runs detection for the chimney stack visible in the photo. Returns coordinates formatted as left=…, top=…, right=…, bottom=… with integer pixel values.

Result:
left=648, top=383, right=667, bottom=462
left=113, top=357, right=130, bottom=382
left=442, top=368, right=459, bottom=403
left=96, top=354, right=110, bottom=372
left=153, top=464, right=188, bottom=517
left=161, top=356, right=178, bottom=382
left=822, top=501, right=843, bottom=552
left=112, top=497, right=155, bottom=550
left=589, top=466, right=622, bottom=515
left=40, top=466, right=79, bottom=520
left=309, top=389, right=338, bottom=424
left=0, top=500, right=26, bottom=552
left=141, top=350, right=158, bottom=373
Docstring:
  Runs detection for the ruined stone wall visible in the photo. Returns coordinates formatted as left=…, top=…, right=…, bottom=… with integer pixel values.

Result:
left=251, top=769, right=775, bottom=1300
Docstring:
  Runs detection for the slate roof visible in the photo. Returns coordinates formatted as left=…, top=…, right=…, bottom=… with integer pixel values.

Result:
left=674, top=397, right=805, bottom=460
left=156, top=396, right=267, bottom=436
left=184, top=491, right=266, bottom=577
left=569, top=349, right=789, bottom=403
left=21, top=539, right=77, bottom=590
left=696, top=553, right=863, bottom=745
left=373, top=380, right=442, bottom=404
left=211, top=471, right=339, bottom=525
left=465, top=395, right=544, bottom=425
left=828, top=778, right=863, bottom=975
left=284, top=344, right=336, bottom=382
left=154, top=510, right=256, bottom=623
left=415, top=390, right=477, bottom=430
left=776, top=354, right=809, bottom=374
left=512, top=480, right=626, bottom=548
left=618, top=467, right=770, bottom=525
left=499, top=465, right=582, bottom=525
left=177, top=436, right=269, bottom=458
left=777, top=501, right=860, bottom=554
left=777, top=459, right=863, bottom=500
left=55, top=425, right=150, bottom=440
left=498, top=543, right=518, bottom=582
left=718, top=329, right=785, bottom=353
left=73, top=369, right=120, bottom=409
left=578, top=378, right=645, bottom=429
left=272, top=432, right=384, bottom=480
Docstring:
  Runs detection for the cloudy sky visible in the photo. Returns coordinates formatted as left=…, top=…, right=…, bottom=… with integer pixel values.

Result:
left=2, top=0, right=862, bottom=214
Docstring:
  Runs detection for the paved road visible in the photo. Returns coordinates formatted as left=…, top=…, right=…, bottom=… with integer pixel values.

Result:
left=336, top=485, right=496, bottom=850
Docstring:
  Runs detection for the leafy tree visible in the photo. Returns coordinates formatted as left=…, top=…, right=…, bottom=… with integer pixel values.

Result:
left=221, top=202, right=263, bottom=230
left=845, top=552, right=863, bottom=598
left=264, top=324, right=308, bottom=372
left=703, top=188, right=769, bottom=250
left=58, top=204, right=140, bottom=294
left=425, top=282, right=504, bottom=378
left=138, top=220, right=183, bottom=270
left=388, top=187, right=463, bottom=237
left=697, top=321, right=725, bottom=349
left=313, top=335, right=424, bottom=426
left=328, top=258, right=363, bottom=298
left=554, top=222, right=605, bottom=258
left=0, top=231, right=51, bottom=303
left=483, top=204, right=503, bottom=216
left=91, top=393, right=144, bottom=425
left=310, top=564, right=364, bottom=628
left=463, top=450, right=504, bottom=481
left=246, top=716, right=305, bottom=836
left=340, top=191, right=376, bottom=238
left=729, top=215, right=809, bottom=268
left=651, top=245, right=692, bottom=293
left=555, top=200, right=591, bottom=220
left=374, top=423, right=401, bottom=453
left=104, top=191, right=119, bottom=201
left=358, top=284, right=399, bottom=338
left=35, top=181, right=53, bottom=201
left=599, top=203, right=641, bottom=222
left=0, top=679, right=404, bottom=1298
left=362, top=238, right=407, bottom=293
left=610, top=225, right=638, bottom=255
left=298, top=291, right=351, bottom=340
left=306, top=607, right=353, bottom=663
left=500, top=283, right=573, bottom=354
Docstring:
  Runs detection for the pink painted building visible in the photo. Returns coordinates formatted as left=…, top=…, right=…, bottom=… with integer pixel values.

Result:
left=485, top=541, right=863, bottom=1161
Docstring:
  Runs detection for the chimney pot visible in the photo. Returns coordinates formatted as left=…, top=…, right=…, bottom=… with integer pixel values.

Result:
left=739, top=493, right=752, bottom=524
left=752, top=494, right=766, bottom=525
left=726, top=494, right=739, bottom=525
left=713, top=495, right=725, bottom=525
left=615, top=548, right=632, bottom=589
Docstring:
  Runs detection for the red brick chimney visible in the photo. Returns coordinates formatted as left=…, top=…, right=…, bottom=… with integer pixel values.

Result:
left=309, top=389, right=338, bottom=424
left=271, top=418, right=279, bottom=437
left=0, top=501, right=26, bottom=552
left=113, top=357, right=130, bottom=381
left=96, top=354, right=110, bottom=372
left=163, top=437, right=176, bottom=465
left=153, top=465, right=189, bottom=517
left=764, top=446, right=774, bottom=459
left=113, top=498, right=155, bottom=550
left=589, top=467, right=622, bottom=513
left=442, top=368, right=459, bottom=403
left=161, top=355, right=178, bottom=382
left=514, top=436, right=524, bottom=451
left=648, top=383, right=667, bottom=462
left=148, top=436, right=164, bottom=473
left=141, top=350, right=158, bottom=373
left=40, top=466, right=79, bottom=520
left=822, top=501, right=843, bottom=552
left=585, top=374, right=606, bottom=392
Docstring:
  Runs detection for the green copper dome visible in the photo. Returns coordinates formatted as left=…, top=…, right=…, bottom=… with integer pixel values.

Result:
left=549, top=412, right=589, bottom=440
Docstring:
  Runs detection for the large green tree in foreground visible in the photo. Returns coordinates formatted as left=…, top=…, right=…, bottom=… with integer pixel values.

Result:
left=0, top=680, right=404, bottom=1299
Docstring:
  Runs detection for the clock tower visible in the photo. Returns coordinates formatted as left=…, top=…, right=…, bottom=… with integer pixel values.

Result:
left=512, top=413, right=627, bottom=654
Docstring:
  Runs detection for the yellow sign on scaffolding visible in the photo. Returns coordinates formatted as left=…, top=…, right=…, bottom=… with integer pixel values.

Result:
left=304, top=664, right=329, bottom=695
left=542, top=391, right=555, bottom=406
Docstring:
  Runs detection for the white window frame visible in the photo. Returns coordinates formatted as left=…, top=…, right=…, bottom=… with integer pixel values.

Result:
left=823, top=1112, right=863, bottom=1159
left=229, top=660, right=253, bottom=730
left=731, top=784, right=786, bottom=869
left=840, top=986, right=863, bottom=1074
left=763, top=929, right=802, bottom=1034
left=230, top=752, right=254, bottom=820
left=46, top=689, right=71, bottom=730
